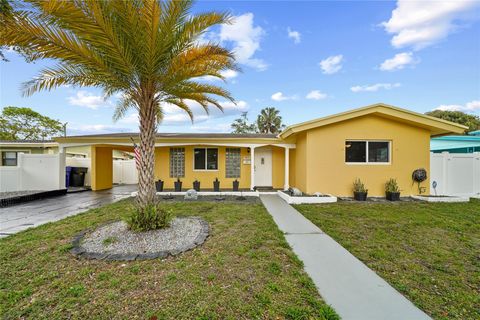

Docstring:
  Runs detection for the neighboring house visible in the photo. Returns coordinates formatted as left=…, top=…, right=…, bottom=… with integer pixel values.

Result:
left=55, top=103, right=466, bottom=196
left=0, top=140, right=58, bottom=167
left=431, top=131, right=480, bottom=153
left=0, top=140, right=133, bottom=166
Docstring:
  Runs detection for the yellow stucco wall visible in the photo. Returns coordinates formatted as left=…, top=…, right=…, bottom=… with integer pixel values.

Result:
left=288, top=148, right=296, bottom=187
left=293, top=133, right=307, bottom=191
left=154, top=146, right=253, bottom=190
left=271, top=146, right=285, bottom=189
left=294, top=115, right=430, bottom=196
left=91, top=146, right=113, bottom=191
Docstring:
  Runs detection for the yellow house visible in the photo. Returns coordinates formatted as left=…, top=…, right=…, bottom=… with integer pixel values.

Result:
left=55, top=103, right=466, bottom=196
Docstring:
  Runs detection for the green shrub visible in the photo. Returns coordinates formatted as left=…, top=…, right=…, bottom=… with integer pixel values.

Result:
left=353, top=178, right=367, bottom=193
left=126, top=203, right=173, bottom=232
left=385, top=178, right=400, bottom=193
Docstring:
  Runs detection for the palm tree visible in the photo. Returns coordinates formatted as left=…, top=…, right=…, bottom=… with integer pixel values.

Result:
left=256, top=107, right=285, bottom=134
left=3, top=0, right=237, bottom=229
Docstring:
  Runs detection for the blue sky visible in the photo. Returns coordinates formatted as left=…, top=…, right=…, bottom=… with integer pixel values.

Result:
left=1, top=0, right=479, bottom=135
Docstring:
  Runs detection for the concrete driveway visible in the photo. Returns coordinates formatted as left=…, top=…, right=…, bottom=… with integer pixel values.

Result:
left=0, top=184, right=136, bottom=238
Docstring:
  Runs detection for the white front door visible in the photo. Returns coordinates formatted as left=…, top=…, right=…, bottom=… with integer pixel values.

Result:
left=254, top=149, right=272, bottom=187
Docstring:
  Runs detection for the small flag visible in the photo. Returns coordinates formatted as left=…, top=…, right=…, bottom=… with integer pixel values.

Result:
left=131, top=137, right=140, bottom=168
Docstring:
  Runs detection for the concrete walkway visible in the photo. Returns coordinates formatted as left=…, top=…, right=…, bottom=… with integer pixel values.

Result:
left=260, top=194, right=431, bottom=320
left=0, top=185, right=136, bottom=238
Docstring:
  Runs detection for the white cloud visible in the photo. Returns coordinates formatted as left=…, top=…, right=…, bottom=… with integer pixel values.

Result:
left=67, top=91, right=110, bottom=109
left=287, top=27, right=301, bottom=44
left=219, top=13, right=267, bottom=71
left=199, top=69, right=239, bottom=82
left=350, top=83, right=401, bottom=93
left=220, top=69, right=239, bottom=79
left=190, top=123, right=231, bottom=133
left=271, top=92, right=296, bottom=101
left=306, top=90, right=327, bottom=100
left=68, top=124, right=133, bottom=135
left=119, top=100, right=249, bottom=126
left=382, top=0, right=479, bottom=50
left=319, top=55, right=343, bottom=74
left=435, top=100, right=480, bottom=112
left=379, top=52, right=418, bottom=71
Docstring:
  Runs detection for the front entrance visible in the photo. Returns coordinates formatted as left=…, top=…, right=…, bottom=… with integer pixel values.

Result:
left=254, top=148, right=272, bottom=187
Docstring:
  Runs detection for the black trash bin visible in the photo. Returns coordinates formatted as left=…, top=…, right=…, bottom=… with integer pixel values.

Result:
left=65, top=166, right=73, bottom=188
left=70, top=167, right=88, bottom=187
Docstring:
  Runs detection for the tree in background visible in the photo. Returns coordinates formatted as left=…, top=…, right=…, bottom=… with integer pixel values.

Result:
left=3, top=0, right=237, bottom=231
left=231, top=108, right=285, bottom=134
left=426, top=110, right=480, bottom=132
left=0, top=106, right=63, bottom=140
left=256, top=107, right=285, bottom=134
left=231, top=112, right=257, bottom=134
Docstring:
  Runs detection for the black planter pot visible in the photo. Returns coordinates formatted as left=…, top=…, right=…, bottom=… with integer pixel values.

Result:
left=232, top=180, right=239, bottom=191
left=353, top=191, right=368, bottom=201
left=174, top=181, right=182, bottom=192
left=155, top=180, right=164, bottom=192
left=386, top=191, right=400, bottom=201
left=213, top=180, right=220, bottom=192
left=193, top=181, right=201, bottom=192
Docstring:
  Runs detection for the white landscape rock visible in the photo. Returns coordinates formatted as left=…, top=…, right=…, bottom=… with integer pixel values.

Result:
left=184, top=189, right=198, bottom=200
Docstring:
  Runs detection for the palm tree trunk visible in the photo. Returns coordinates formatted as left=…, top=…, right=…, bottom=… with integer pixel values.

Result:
left=136, top=101, right=157, bottom=208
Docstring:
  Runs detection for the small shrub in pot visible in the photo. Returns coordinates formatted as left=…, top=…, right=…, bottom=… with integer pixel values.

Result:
left=193, top=179, right=201, bottom=192
left=232, top=179, right=239, bottom=191
left=353, top=178, right=368, bottom=201
left=155, top=179, right=164, bottom=192
left=213, top=177, right=220, bottom=191
left=385, top=178, right=401, bottom=201
left=174, top=178, right=182, bottom=192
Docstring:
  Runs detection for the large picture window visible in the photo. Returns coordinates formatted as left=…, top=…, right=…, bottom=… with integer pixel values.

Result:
left=194, top=148, right=218, bottom=170
left=345, top=141, right=390, bottom=164
left=226, top=148, right=241, bottom=178
left=169, top=148, right=185, bottom=177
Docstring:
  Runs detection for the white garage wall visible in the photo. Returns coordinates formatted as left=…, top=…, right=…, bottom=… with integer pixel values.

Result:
left=0, top=153, right=65, bottom=192
left=430, top=152, right=480, bottom=196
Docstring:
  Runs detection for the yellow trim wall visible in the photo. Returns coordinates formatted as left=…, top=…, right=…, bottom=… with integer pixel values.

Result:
left=271, top=146, right=285, bottom=189
left=294, top=133, right=307, bottom=192
left=91, top=146, right=113, bottom=191
left=292, top=115, right=430, bottom=196
left=154, top=146, right=253, bottom=190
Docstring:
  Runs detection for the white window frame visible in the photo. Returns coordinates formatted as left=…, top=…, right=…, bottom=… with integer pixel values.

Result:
left=193, top=148, right=219, bottom=171
left=345, top=140, right=391, bottom=165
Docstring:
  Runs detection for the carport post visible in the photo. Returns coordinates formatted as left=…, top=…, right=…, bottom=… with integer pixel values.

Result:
left=58, top=146, right=66, bottom=189
left=284, top=147, right=289, bottom=190
left=250, top=146, right=255, bottom=190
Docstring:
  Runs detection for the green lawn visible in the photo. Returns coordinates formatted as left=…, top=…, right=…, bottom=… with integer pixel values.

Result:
left=0, top=199, right=338, bottom=320
left=295, top=200, right=480, bottom=320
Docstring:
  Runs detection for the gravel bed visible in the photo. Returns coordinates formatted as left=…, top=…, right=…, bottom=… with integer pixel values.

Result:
left=71, top=217, right=209, bottom=261
left=0, top=190, right=45, bottom=200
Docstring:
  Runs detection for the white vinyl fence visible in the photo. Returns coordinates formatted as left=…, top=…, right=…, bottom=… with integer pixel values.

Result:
left=65, top=158, right=138, bottom=186
left=430, top=152, right=480, bottom=197
left=0, top=153, right=65, bottom=192
left=113, top=160, right=138, bottom=184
